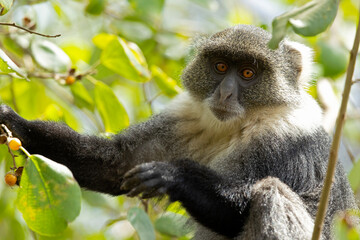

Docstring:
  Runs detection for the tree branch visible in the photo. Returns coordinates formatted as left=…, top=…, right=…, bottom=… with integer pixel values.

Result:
left=311, top=7, right=360, bottom=240
left=0, top=22, right=61, bottom=38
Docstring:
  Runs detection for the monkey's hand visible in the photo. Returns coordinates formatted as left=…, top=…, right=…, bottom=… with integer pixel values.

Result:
left=121, top=159, right=251, bottom=237
left=0, top=104, right=27, bottom=139
left=121, top=161, right=178, bottom=199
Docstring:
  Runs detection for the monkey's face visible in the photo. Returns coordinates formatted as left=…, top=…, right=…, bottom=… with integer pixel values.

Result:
left=182, top=25, right=305, bottom=122
left=205, top=56, right=262, bottom=121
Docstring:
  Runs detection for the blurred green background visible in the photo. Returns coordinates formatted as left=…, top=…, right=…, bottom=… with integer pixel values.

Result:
left=0, top=0, right=359, bottom=239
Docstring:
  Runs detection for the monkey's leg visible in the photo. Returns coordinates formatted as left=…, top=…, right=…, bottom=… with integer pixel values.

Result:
left=238, top=177, right=317, bottom=240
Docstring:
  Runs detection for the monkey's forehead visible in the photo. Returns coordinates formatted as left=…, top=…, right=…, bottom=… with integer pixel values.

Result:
left=210, top=25, right=271, bottom=42
left=198, top=24, right=283, bottom=63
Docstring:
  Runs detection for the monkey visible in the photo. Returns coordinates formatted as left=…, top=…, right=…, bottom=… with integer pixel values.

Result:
left=0, top=24, right=357, bottom=239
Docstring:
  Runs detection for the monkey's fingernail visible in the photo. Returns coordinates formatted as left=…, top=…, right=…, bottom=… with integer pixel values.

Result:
left=124, top=172, right=132, bottom=179
left=126, top=190, right=137, bottom=197
left=120, top=182, right=128, bottom=190
left=124, top=169, right=138, bottom=179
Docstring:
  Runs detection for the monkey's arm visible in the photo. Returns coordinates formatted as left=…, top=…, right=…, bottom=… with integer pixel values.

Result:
left=0, top=105, right=176, bottom=195
left=121, top=159, right=252, bottom=238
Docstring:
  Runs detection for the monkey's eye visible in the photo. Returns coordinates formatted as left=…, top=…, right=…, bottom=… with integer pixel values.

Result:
left=214, top=62, right=228, bottom=73
left=240, top=68, right=256, bottom=80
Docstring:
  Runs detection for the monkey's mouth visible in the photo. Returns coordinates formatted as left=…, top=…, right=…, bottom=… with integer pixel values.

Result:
left=210, top=106, right=243, bottom=121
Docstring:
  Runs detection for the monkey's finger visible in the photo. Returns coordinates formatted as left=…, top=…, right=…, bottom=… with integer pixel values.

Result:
left=126, top=179, right=162, bottom=197
left=141, top=187, right=167, bottom=199
left=121, top=171, right=158, bottom=190
left=124, top=162, right=157, bottom=179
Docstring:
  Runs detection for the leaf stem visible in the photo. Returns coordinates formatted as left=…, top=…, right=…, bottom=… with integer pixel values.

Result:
left=311, top=7, right=360, bottom=240
left=85, top=75, right=98, bottom=85
left=0, top=22, right=61, bottom=38
left=20, top=146, right=31, bottom=158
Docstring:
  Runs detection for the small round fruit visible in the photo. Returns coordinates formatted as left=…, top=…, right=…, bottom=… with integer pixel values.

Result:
left=65, top=76, right=76, bottom=85
left=5, top=173, right=17, bottom=187
left=8, top=138, right=22, bottom=151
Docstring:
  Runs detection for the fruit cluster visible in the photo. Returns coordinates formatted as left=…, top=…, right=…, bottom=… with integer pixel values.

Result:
left=0, top=124, right=23, bottom=187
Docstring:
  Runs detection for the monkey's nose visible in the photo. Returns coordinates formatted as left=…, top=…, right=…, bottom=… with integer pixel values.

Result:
left=219, top=75, right=237, bottom=103
left=220, top=91, right=233, bottom=103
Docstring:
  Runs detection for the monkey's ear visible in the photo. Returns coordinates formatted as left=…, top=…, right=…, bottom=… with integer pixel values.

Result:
left=282, top=41, right=314, bottom=87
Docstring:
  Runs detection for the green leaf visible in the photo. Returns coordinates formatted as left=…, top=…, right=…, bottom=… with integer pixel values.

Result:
left=0, top=49, right=28, bottom=79
left=114, top=21, right=153, bottom=42
left=61, top=43, right=92, bottom=64
left=0, top=216, right=26, bottom=240
left=42, top=104, right=63, bottom=121
left=85, top=0, right=106, bottom=15
left=0, top=0, right=13, bottom=15
left=289, top=0, right=339, bottom=36
left=92, top=33, right=117, bottom=50
left=16, top=155, right=81, bottom=236
left=129, top=0, right=164, bottom=21
left=70, top=81, right=94, bottom=110
left=318, top=41, right=348, bottom=77
left=269, top=0, right=340, bottom=49
left=334, top=213, right=360, bottom=240
left=348, top=158, right=360, bottom=194
left=94, top=81, right=129, bottom=133
left=127, top=207, right=155, bottom=240
left=151, top=65, right=182, bottom=97
left=100, top=35, right=150, bottom=82
left=166, top=201, right=187, bottom=216
left=82, top=190, right=110, bottom=208
left=155, top=212, right=192, bottom=237
left=31, top=40, right=71, bottom=72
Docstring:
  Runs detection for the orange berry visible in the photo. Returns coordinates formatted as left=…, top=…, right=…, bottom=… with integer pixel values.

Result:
left=8, top=138, right=22, bottom=151
left=65, top=76, right=76, bottom=85
left=5, top=173, right=17, bottom=186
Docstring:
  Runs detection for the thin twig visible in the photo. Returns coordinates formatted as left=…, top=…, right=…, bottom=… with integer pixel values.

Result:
left=7, top=143, right=17, bottom=169
left=0, top=22, right=61, bottom=38
left=76, top=60, right=100, bottom=79
left=311, top=7, right=360, bottom=240
left=27, top=72, right=60, bottom=79
left=28, top=62, right=99, bottom=81
left=147, top=91, right=163, bottom=105
left=353, top=79, right=360, bottom=84
left=142, top=83, right=155, bottom=115
left=141, top=199, right=149, bottom=213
